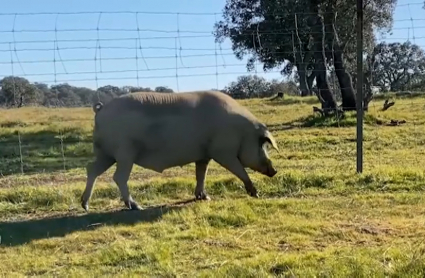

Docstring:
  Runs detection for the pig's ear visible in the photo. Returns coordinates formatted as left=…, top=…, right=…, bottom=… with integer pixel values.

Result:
left=262, top=131, right=279, bottom=152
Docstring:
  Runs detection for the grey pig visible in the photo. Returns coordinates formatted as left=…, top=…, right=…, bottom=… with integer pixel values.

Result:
left=81, top=90, right=279, bottom=211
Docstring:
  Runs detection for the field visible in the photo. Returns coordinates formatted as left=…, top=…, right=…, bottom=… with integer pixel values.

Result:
left=1, top=94, right=425, bottom=277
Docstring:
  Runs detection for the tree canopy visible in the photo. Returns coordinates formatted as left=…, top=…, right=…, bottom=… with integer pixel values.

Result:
left=214, top=0, right=398, bottom=111
left=0, top=75, right=297, bottom=108
left=223, top=75, right=298, bottom=99
left=0, top=77, right=175, bottom=108
left=369, top=41, right=425, bottom=92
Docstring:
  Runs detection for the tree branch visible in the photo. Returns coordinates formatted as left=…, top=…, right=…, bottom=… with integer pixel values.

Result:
left=382, top=99, right=395, bottom=111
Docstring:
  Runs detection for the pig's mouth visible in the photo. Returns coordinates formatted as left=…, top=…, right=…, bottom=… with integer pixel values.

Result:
left=266, top=167, right=277, bottom=177
left=260, top=166, right=277, bottom=177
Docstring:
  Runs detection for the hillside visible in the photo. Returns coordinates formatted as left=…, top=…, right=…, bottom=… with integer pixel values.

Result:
left=0, top=94, right=425, bottom=277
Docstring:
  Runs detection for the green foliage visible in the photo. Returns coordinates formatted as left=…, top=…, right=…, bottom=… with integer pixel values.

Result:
left=213, top=0, right=401, bottom=108
left=0, top=77, right=175, bottom=108
left=223, top=75, right=298, bottom=99
left=154, top=86, right=174, bottom=93
left=214, top=0, right=397, bottom=81
left=370, top=41, right=425, bottom=92
left=0, top=76, right=41, bottom=106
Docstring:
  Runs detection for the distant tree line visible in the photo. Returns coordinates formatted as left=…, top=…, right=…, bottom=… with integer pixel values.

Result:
left=2, top=40, right=425, bottom=109
left=0, top=76, right=175, bottom=108
left=221, top=75, right=299, bottom=99
left=0, top=74, right=299, bottom=108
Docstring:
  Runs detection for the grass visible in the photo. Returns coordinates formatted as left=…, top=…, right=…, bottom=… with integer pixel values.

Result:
left=1, top=94, right=425, bottom=276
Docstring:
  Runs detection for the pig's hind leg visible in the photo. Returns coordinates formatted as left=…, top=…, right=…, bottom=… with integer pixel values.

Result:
left=81, top=151, right=115, bottom=212
left=112, top=146, right=142, bottom=210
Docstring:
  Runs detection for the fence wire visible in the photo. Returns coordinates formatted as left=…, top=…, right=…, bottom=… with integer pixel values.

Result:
left=0, top=2, right=425, bottom=184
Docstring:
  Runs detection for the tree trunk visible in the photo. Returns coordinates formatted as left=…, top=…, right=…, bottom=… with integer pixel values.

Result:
left=363, top=56, right=375, bottom=112
left=313, top=45, right=338, bottom=114
left=297, top=65, right=310, bottom=96
left=333, top=46, right=357, bottom=111
left=308, top=3, right=337, bottom=114
left=321, top=7, right=357, bottom=111
left=294, top=24, right=315, bottom=97
left=307, top=70, right=317, bottom=94
left=363, top=74, right=373, bottom=111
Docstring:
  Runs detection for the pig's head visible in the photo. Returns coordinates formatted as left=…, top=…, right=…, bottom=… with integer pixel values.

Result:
left=238, top=124, right=279, bottom=177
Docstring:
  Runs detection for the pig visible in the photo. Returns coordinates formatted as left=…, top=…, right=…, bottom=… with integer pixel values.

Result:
left=80, top=90, right=279, bottom=211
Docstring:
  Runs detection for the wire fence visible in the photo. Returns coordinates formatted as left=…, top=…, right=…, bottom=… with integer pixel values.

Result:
left=1, top=2, right=425, bottom=182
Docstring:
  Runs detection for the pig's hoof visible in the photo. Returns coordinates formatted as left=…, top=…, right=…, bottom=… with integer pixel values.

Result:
left=195, top=192, right=211, bottom=201
left=249, top=190, right=259, bottom=198
left=81, top=201, right=89, bottom=212
left=125, top=200, right=143, bottom=211
left=81, top=197, right=89, bottom=212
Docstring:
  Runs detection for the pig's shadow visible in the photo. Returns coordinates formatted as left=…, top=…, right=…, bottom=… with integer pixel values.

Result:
left=0, top=198, right=196, bottom=247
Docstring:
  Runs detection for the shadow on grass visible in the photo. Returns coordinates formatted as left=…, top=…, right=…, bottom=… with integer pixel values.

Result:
left=266, top=97, right=320, bottom=106
left=270, top=112, right=384, bottom=129
left=0, top=127, right=93, bottom=176
left=0, top=198, right=196, bottom=247
left=266, top=123, right=297, bottom=132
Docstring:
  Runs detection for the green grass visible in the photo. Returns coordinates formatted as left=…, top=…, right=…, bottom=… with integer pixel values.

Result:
left=1, top=94, right=425, bottom=277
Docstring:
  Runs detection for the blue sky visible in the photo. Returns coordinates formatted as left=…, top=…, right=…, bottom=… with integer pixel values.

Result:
left=0, top=0, right=424, bottom=92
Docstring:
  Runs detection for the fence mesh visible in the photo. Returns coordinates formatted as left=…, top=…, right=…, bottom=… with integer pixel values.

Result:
left=0, top=1, right=424, bottom=185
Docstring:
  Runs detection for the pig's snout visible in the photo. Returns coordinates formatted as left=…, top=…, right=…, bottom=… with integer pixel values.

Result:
left=260, top=163, right=277, bottom=177
left=266, top=167, right=277, bottom=177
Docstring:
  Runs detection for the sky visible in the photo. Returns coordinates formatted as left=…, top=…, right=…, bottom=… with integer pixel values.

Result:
left=0, top=0, right=424, bottom=92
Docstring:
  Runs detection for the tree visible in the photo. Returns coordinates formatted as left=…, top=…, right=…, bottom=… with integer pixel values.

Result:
left=34, top=82, right=59, bottom=106
left=214, top=0, right=397, bottom=112
left=369, top=41, right=425, bottom=92
left=320, top=0, right=396, bottom=110
left=97, top=85, right=126, bottom=96
left=122, top=86, right=153, bottom=93
left=51, top=84, right=82, bottom=107
left=269, top=78, right=299, bottom=96
left=73, top=87, right=96, bottom=106
left=306, top=0, right=339, bottom=113
left=0, top=76, right=40, bottom=107
left=214, top=0, right=313, bottom=95
left=224, top=75, right=273, bottom=99
left=223, top=75, right=293, bottom=99
left=155, top=86, right=174, bottom=93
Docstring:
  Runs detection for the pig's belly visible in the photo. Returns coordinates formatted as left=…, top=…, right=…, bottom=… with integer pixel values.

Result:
left=134, top=144, right=206, bottom=173
left=133, top=117, right=209, bottom=172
